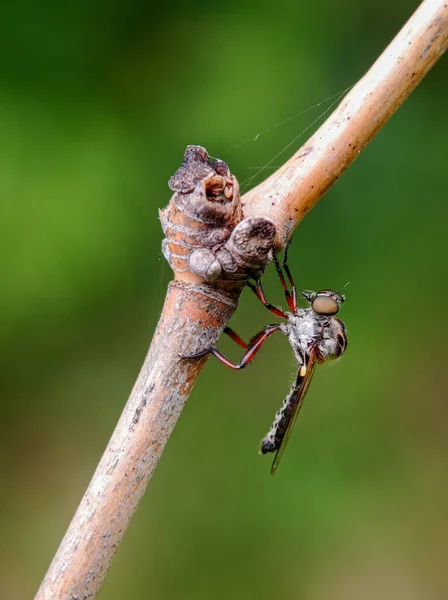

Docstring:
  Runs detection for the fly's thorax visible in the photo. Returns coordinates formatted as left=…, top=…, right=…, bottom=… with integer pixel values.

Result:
left=285, top=309, right=322, bottom=363
left=285, top=309, right=314, bottom=331
left=285, top=309, right=347, bottom=364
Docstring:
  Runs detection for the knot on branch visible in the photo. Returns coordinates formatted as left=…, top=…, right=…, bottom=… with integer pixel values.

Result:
left=160, top=145, right=276, bottom=283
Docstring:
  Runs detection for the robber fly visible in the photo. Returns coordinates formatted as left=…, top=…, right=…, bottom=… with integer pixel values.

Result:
left=186, top=246, right=348, bottom=474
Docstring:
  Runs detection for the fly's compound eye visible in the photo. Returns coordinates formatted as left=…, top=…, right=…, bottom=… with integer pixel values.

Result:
left=311, top=295, right=339, bottom=316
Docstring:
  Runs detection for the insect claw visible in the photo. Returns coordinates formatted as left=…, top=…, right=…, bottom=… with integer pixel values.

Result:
left=179, top=349, right=210, bottom=360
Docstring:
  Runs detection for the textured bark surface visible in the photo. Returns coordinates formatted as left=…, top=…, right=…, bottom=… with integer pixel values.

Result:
left=35, top=1, right=448, bottom=598
left=36, top=282, right=238, bottom=600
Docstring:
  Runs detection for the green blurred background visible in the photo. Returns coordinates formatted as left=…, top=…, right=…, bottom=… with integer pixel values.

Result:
left=1, top=0, right=447, bottom=598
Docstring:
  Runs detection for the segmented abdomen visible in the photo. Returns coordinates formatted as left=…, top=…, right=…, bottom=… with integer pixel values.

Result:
left=259, top=379, right=300, bottom=454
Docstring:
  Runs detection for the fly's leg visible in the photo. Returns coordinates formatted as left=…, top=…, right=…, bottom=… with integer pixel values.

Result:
left=247, top=240, right=298, bottom=315
left=247, top=279, right=286, bottom=319
left=282, top=240, right=297, bottom=311
left=223, top=326, right=248, bottom=349
left=182, top=324, right=283, bottom=370
left=273, top=251, right=296, bottom=313
left=211, top=324, right=282, bottom=369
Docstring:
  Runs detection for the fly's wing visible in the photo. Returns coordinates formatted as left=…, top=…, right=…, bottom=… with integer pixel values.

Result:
left=271, top=354, right=317, bottom=475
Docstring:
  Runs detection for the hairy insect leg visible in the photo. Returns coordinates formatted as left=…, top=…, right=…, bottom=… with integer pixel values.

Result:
left=246, top=280, right=286, bottom=319
left=183, top=324, right=282, bottom=370
left=282, top=240, right=297, bottom=311
left=210, top=324, right=282, bottom=370
left=273, top=254, right=296, bottom=312
left=223, top=326, right=248, bottom=349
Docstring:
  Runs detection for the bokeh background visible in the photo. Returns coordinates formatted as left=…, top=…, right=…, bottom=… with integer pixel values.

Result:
left=1, top=0, right=447, bottom=598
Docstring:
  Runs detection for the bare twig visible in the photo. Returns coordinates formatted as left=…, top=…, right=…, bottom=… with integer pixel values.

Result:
left=243, top=0, right=448, bottom=246
left=35, top=1, right=448, bottom=598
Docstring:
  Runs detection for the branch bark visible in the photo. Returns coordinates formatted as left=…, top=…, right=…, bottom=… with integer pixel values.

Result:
left=35, top=1, right=448, bottom=598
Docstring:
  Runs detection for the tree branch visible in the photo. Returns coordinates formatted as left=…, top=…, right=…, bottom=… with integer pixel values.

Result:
left=35, top=1, right=448, bottom=598
left=243, top=0, right=448, bottom=245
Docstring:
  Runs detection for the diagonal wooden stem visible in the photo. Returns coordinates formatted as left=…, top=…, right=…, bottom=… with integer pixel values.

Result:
left=242, top=0, right=448, bottom=246
left=35, top=282, right=239, bottom=599
left=35, top=1, right=448, bottom=598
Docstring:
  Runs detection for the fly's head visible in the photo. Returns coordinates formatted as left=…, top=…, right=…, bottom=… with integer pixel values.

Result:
left=302, top=289, right=345, bottom=316
left=302, top=289, right=347, bottom=362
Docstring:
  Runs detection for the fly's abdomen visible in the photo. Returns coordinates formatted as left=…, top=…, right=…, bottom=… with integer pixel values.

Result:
left=259, top=383, right=297, bottom=454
